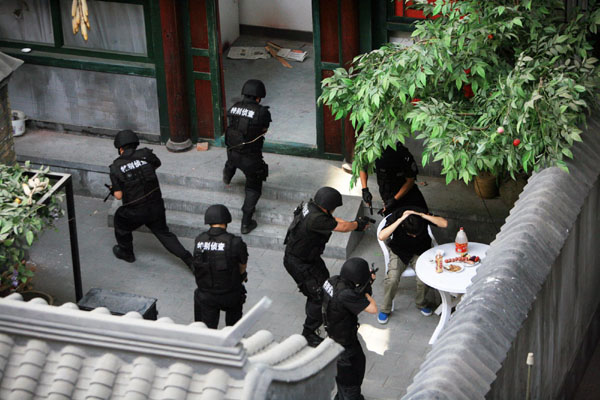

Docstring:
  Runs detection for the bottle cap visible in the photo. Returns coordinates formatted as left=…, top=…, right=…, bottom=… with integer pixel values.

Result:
left=526, top=352, right=534, bottom=365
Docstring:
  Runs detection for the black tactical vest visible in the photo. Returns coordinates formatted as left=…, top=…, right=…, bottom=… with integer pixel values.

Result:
left=225, top=100, right=264, bottom=153
left=322, top=276, right=359, bottom=346
left=375, top=151, right=408, bottom=186
left=112, top=149, right=161, bottom=206
left=284, top=201, right=332, bottom=262
left=193, top=230, right=240, bottom=294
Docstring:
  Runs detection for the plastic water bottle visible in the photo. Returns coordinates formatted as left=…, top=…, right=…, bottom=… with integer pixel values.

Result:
left=455, top=227, right=468, bottom=255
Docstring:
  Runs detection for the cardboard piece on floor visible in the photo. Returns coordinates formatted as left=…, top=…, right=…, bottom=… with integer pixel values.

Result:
left=196, top=142, right=209, bottom=151
left=264, top=45, right=292, bottom=69
left=266, top=41, right=307, bottom=63
left=276, top=48, right=308, bottom=62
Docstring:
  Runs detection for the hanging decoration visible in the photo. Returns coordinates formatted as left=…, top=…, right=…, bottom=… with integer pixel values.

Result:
left=71, top=0, right=90, bottom=41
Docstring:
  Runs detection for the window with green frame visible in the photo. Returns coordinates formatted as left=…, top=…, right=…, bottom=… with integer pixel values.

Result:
left=0, top=0, right=159, bottom=77
left=385, top=0, right=438, bottom=34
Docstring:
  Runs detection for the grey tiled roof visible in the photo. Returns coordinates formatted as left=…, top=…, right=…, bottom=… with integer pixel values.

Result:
left=0, top=52, right=23, bottom=83
left=402, top=116, right=600, bottom=399
left=0, top=293, right=343, bottom=399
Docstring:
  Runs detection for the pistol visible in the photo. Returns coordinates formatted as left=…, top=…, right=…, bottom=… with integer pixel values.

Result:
left=103, top=184, right=114, bottom=202
left=369, top=263, right=379, bottom=284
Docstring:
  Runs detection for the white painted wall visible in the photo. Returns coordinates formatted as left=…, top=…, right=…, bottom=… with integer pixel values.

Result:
left=239, top=0, right=312, bottom=32
left=219, top=0, right=240, bottom=48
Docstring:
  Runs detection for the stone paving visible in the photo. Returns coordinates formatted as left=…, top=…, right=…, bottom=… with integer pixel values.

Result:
left=29, top=195, right=438, bottom=400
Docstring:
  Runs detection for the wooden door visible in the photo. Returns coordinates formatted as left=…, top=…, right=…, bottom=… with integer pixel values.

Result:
left=313, top=0, right=362, bottom=160
left=182, top=0, right=225, bottom=143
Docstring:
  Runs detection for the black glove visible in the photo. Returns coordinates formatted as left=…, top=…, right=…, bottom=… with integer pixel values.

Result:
left=384, top=197, right=398, bottom=211
left=355, top=216, right=374, bottom=232
left=362, top=188, right=373, bottom=205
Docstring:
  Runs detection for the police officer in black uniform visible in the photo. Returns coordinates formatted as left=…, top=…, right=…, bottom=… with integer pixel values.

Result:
left=193, top=204, right=248, bottom=329
left=222, top=79, right=272, bottom=234
left=283, top=186, right=372, bottom=347
left=359, top=142, right=426, bottom=215
left=109, top=129, right=193, bottom=267
left=322, top=257, right=377, bottom=400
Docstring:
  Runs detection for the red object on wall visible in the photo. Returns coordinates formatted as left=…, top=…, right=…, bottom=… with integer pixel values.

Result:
left=396, top=0, right=439, bottom=19
left=160, top=0, right=191, bottom=144
left=463, top=83, right=474, bottom=98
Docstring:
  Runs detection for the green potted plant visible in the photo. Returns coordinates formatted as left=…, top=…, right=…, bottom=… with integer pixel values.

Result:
left=319, top=0, right=600, bottom=193
left=0, top=162, right=63, bottom=299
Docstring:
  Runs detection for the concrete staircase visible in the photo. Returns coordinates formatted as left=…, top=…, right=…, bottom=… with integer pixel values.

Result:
left=107, top=171, right=363, bottom=259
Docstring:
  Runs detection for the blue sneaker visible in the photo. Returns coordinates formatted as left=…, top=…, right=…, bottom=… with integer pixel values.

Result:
left=420, top=307, right=433, bottom=317
left=377, top=312, right=389, bottom=324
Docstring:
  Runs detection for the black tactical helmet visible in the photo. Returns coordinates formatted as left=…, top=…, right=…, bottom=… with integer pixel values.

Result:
left=340, top=257, right=371, bottom=288
left=114, top=129, right=139, bottom=149
left=241, top=79, right=266, bottom=98
left=205, top=204, right=232, bottom=225
left=314, top=186, right=343, bottom=211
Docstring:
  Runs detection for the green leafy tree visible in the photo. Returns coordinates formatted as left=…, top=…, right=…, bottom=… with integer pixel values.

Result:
left=319, top=0, right=600, bottom=184
left=0, top=162, right=63, bottom=290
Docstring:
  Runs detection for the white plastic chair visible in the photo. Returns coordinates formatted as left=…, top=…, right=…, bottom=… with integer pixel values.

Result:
left=376, top=213, right=438, bottom=311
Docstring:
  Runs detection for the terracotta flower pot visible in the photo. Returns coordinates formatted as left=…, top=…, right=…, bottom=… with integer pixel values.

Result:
left=474, top=172, right=498, bottom=199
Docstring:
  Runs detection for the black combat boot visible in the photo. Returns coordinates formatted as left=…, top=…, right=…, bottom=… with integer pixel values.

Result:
left=302, top=328, right=324, bottom=347
left=241, top=213, right=257, bottom=234
left=112, top=245, right=135, bottom=263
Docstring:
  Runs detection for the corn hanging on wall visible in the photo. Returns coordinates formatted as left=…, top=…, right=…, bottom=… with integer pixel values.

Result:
left=71, top=0, right=90, bottom=41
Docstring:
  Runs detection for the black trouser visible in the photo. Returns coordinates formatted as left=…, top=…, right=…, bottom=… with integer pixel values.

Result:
left=283, top=253, right=330, bottom=334
left=193, top=287, right=246, bottom=329
left=114, top=199, right=191, bottom=261
left=335, top=338, right=366, bottom=400
left=224, top=150, right=268, bottom=224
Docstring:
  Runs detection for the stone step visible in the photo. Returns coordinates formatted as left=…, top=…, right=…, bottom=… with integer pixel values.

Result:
left=107, top=199, right=363, bottom=260
left=156, top=171, right=322, bottom=204
left=159, top=184, right=299, bottom=226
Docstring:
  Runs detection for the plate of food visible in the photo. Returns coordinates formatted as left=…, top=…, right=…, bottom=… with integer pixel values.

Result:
left=444, top=255, right=481, bottom=266
left=444, top=264, right=464, bottom=273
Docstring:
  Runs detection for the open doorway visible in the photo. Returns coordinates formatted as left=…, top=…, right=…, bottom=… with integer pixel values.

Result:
left=219, top=0, right=316, bottom=146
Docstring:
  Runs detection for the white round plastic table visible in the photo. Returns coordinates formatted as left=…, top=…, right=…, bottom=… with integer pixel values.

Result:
left=415, top=242, right=489, bottom=344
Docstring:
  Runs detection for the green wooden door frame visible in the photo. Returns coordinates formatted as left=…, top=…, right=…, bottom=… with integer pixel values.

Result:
left=181, top=0, right=224, bottom=145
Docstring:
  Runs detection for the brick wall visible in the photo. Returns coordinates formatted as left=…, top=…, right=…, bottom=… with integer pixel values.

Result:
left=0, top=80, right=16, bottom=165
